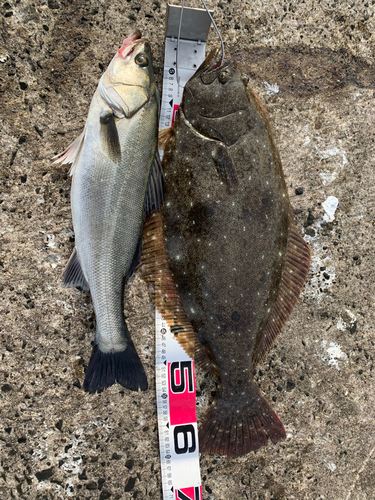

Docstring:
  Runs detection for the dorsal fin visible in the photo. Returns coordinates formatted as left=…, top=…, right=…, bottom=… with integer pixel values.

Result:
left=252, top=207, right=310, bottom=366
left=140, top=211, right=214, bottom=373
left=53, top=128, right=85, bottom=177
left=143, top=152, right=164, bottom=217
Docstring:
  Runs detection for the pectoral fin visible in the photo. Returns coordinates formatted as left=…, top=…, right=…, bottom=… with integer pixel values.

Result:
left=211, top=143, right=238, bottom=186
left=100, top=110, right=121, bottom=162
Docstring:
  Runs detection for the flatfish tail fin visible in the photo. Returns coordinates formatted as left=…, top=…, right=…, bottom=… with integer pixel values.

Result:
left=83, top=329, right=148, bottom=394
left=199, top=381, right=286, bottom=457
left=140, top=211, right=214, bottom=373
left=252, top=209, right=311, bottom=367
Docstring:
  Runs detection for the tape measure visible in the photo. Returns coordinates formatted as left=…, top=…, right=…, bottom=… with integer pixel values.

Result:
left=159, top=4, right=212, bottom=152
left=156, top=5, right=213, bottom=499
left=155, top=311, right=202, bottom=500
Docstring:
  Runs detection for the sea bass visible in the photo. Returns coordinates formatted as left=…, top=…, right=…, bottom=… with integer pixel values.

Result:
left=56, top=30, right=162, bottom=393
left=141, top=50, right=310, bottom=456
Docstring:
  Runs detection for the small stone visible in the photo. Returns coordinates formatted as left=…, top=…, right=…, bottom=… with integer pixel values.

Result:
left=353, top=255, right=360, bottom=261
left=48, top=0, right=60, bottom=8
left=323, top=272, right=330, bottom=280
left=86, top=481, right=97, bottom=490
left=78, top=470, right=87, bottom=480
left=99, top=490, right=112, bottom=500
left=1, top=384, right=12, bottom=392
left=19, top=82, right=28, bottom=90
left=35, top=468, right=54, bottom=482
left=111, top=452, right=122, bottom=460
left=20, top=175, right=27, bottom=183
left=55, top=419, right=63, bottom=431
left=305, top=227, right=315, bottom=237
left=124, top=477, right=136, bottom=492
left=295, top=187, right=304, bottom=195
left=286, top=381, right=295, bottom=392
left=19, top=136, right=26, bottom=144
left=62, top=52, right=71, bottom=61
left=125, top=459, right=134, bottom=470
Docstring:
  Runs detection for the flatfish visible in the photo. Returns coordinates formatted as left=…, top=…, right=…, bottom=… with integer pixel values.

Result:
left=141, top=49, right=310, bottom=456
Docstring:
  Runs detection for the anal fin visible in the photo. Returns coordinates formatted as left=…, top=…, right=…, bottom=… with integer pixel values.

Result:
left=125, top=235, right=143, bottom=282
left=63, top=247, right=89, bottom=291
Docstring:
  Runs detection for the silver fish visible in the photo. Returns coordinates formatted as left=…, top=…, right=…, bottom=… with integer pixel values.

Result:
left=55, top=30, right=161, bottom=393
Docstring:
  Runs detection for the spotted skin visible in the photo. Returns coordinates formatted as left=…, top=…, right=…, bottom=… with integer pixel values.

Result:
left=158, top=50, right=310, bottom=456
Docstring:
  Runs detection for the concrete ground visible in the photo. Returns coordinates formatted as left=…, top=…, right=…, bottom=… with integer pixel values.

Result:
left=1, top=0, right=374, bottom=498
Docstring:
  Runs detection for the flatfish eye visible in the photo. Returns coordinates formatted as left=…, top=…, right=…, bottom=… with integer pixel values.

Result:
left=218, top=70, right=230, bottom=84
left=135, top=53, right=148, bottom=67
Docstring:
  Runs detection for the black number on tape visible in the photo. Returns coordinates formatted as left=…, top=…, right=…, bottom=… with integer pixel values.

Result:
left=173, top=424, right=196, bottom=454
left=177, top=486, right=201, bottom=500
left=170, top=361, right=193, bottom=393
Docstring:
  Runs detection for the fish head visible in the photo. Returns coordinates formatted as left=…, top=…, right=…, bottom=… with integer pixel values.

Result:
left=99, top=30, right=156, bottom=119
left=181, top=50, right=253, bottom=145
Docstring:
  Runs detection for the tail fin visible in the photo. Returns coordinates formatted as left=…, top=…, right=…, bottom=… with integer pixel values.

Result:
left=83, top=341, right=148, bottom=394
left=199, top=381, right=285, bottom=457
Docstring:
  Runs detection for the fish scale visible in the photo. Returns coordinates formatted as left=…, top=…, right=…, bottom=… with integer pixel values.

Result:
left=56, top=31, right=162, bottom=394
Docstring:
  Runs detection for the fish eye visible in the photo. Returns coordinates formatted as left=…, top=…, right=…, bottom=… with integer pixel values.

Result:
left=135, top=54, right=148, bottom=67
left=218, top=70, right=230, bottom=84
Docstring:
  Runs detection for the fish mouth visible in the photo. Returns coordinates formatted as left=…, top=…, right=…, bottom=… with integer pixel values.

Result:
left=194, top=49, right=233, bottom=84
left=195, top=48, right=220, bottom=77
left=118, top=29, right=148, bottom=59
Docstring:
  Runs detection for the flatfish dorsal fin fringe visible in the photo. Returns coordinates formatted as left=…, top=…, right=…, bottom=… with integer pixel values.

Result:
left=140, top=211, right=214, bottom=373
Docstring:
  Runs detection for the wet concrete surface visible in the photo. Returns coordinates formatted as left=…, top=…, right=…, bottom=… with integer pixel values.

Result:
left=0, top=0, right=374, bottom=498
